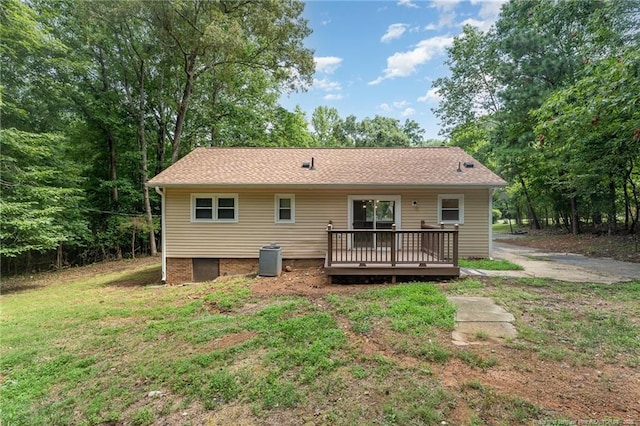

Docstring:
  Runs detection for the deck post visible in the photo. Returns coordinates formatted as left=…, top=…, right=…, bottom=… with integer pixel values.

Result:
left=453, top=224, right=459, bottom=266
left=391, top=224, right=397, bottom=266
left=439, top=222, right=445, bottom=260
left=327, top=222, right=333, bottom=267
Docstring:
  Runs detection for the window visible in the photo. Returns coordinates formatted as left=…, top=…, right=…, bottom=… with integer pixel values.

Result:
left=275, top=194, right=295, bottom=223
left=191, top=194, right=238, bottom=222
left=438, top=194, right=464, bottom=224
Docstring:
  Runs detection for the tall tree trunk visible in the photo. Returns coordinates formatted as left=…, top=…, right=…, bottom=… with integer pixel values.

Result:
left=570, top=196, right=580, bottom=235
left=519, top=177, right=541, bottom=230
left=608, top=177, right=616, bottom=235
left=107, top=132, right=118, bottom=204
left=155, top=115, right=167, bottom=176
left=131, top=229, right=136, bottom=259
left=171, top=56, right=196, bottom=163
left=136, top=59, right=158, bottom=256
left=154, top=71, right=167, bottom=175
left=98, top=47, right=119, bottom=205
left=56, top=243, right=63, bottom=270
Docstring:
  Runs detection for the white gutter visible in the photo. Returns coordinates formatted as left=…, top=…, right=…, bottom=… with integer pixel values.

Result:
left=154, top=186, right=167, bottom=282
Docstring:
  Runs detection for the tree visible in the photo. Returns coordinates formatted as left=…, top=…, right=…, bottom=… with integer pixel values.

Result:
left=267, top=106, right=313, bottom=147
left=403, top=119, right=426, bottom=146
left=0, top=130, right=89, bottom=268
left=147, top=0, right=315, bottom=162
left=1, top=0, right=317, bottom=272
left=432, top=25, right=501, bottom=138
left=311, top=106, right=342, bottom=146
left=433, top=0, right=640, bottom=233
left=358, top=116, right=410, bottom=147
left=534, top=50, right=640, bottom=233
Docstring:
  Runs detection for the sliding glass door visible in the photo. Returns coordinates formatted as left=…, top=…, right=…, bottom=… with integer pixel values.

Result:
left=350, top=197, right=400, bottom=248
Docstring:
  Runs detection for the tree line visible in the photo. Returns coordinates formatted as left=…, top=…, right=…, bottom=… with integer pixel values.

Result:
left=1, top=0, right=435, bottom=275
left=433, top=0, right=640, bottom=235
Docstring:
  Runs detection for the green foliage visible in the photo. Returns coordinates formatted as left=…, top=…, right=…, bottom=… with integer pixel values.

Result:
left=0, top=130, right=89, bottom=257
left=434, top=0, right=640, bottom=233
left=309, top=107, right=429, bottom=147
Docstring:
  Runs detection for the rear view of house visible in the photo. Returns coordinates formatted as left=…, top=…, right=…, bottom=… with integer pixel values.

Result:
left=148, top=147, right=506, bottom=284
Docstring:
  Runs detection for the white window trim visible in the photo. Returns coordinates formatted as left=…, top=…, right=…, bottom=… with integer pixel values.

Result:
left=275, top=194, right=295, bottom=223
left=437, top=194, right=464, bottom=225
left=191, top=193, right=238, bottom=223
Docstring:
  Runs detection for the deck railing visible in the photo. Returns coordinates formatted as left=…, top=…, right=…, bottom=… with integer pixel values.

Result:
left=326, top=221, right=459, bottom=267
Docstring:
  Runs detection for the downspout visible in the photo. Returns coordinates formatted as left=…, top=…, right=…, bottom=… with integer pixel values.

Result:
left=154, top=186, right=167, bottom=282
left=488, top=188, right=495, bottom=259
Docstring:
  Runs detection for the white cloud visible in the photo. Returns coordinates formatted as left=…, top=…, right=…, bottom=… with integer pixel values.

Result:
left=398, top=0, right=419, bottom=8
left=381, top=23, right=409, bottom=43
left=417, top=87, right=442, bottom=103
left=324, top=94, right=344, bottom=101
left=379, top=103, right=393, bottom=113
left=424, top=0, right=504, bottom=32
left=463, top=0, right=507, bottom=31
left=430, top=0, right=461, bottom=12
left=393, top=100, right=410, bottom=109
left=424, top=0, right=461, bottom=30
left=314, top=56, right=343, bottom=74
left=368, top=36, right=454, bottom=85
left=473, top=0, right=506, bottom=19
left=460, top=18, right=491, bottom=31
left=369, top=76, right=385, bottom=86
left=401, top=107, right=416, bottom=117
left=313, top=78, right=341, bottom=92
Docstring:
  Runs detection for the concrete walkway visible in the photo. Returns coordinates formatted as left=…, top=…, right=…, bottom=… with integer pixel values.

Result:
left=447, top=296, right=517, bottom=346
left=462, top=241, right=640, bottom=284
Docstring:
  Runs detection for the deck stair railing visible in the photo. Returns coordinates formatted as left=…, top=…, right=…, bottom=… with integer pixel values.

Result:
left=326, top=221, right=458, bottom=267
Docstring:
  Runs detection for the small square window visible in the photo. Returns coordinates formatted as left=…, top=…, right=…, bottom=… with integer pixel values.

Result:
left=275, top=195, right=295, bottom=223
left=438, top=195, right=464, bottom=224
left=217, top=198, right=236, bottom=220
left=195, top=198, right=213, bottom=219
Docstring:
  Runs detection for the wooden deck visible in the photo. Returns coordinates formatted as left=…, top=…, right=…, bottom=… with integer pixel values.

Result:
left=324, top=222, right=460, bottom=282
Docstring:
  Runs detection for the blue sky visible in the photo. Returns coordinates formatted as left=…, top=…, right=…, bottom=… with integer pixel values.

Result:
left=279, top=0, right=506, bottom=140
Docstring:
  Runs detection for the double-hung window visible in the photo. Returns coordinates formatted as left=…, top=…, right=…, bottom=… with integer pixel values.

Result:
left=191, top=194, right=238, bottom=222
left=438, top=194, right=464, bottom=224
left=275, top=194, right=295, bottom=223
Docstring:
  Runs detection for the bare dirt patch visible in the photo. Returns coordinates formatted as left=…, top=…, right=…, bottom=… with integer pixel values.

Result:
left=208, top=331, right=259, bottom=351
left=438, top=348, right=640, bottom=422
left=235, top=264, right=388, bottom=298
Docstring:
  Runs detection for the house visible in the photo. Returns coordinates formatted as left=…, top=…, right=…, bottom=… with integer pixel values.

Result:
left=148, top=147, right=507, bottom=284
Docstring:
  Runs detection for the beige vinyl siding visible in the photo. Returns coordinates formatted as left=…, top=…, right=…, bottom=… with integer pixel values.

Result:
left=164, top=187, right=491, bottom=259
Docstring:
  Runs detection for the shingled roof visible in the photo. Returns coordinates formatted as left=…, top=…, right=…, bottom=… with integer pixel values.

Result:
left=148, top=147, right=506, bottom=187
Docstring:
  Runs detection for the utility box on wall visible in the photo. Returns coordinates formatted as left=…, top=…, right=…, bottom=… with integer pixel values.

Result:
left=259, top=244, right=282, bottom=276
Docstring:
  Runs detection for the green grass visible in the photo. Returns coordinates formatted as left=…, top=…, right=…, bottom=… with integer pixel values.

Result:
left=326, top=283, right=456, bottom=336
left=2, top=261, right=636, bottom=424
left=484, top=278, right=640, bottom=366
left=0, top=266, right=458, bottom=425
left=492, top=221, right=529, bottom=234
left=459, top=258, right=523, bottom=270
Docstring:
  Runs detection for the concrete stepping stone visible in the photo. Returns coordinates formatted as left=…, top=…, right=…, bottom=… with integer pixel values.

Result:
left=447, top=296, right=517, bottom=345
